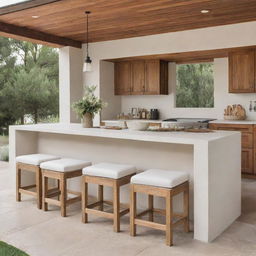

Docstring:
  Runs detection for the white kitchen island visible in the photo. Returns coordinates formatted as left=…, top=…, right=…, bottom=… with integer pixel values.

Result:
left=9, top=123, right=241, bottom=243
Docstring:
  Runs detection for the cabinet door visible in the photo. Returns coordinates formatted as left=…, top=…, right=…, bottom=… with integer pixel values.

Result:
left=131, top=61, right=145, bottom=94
left=229, top=50, right=255, bottom=93
left=242, top=149, right=253, bottom=174
left=145, top=60, right=160, bottom=94
left=114, top=62, right=131, bottom=95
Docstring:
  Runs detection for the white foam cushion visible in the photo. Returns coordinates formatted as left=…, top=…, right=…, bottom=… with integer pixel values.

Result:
left=131, top=169, right=189, bottom=188
left=40, top=158, right=91, bottom=172
left=83, top=162, right=136, bottom=179
left=16, top=154, right=60, bottom=166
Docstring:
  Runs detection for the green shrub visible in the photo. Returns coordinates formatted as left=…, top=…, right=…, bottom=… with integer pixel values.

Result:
left=0, top=145, right=9, bottom=161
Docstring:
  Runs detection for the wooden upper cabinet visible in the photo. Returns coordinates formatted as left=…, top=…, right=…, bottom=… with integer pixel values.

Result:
left=229, top=50, right=255, bottom=93
left=114, top=59, right=168, bottom=95
left=131, top=61, right=145, bottom=94
left=145, top=60, right=168, bottom=95
left=114, top=61, right=131, bottom=95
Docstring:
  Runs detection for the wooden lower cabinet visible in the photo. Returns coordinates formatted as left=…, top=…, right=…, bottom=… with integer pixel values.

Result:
left=209, top=123, right=255, bottom=176
left=242, top=149, right=253, bottom=174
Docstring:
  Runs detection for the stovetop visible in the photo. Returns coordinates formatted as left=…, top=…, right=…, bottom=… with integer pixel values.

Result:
left=163, top=118, right=216, bottom=123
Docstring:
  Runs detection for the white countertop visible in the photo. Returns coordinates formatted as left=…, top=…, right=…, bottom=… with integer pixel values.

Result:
left=210, top=120, right=256, bottom=125
left=10, top=123, right=240, bottom=145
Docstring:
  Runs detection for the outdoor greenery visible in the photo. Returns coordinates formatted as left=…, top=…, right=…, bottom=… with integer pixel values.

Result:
left=72, top=85, right=106, bottom=118
left=0, top=241, right=29, bottom=256
left=176, top=63, right=214, bottom=108
left=0, top=37, right=59, bottom=132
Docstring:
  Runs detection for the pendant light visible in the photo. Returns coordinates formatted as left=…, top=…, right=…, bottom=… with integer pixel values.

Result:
left=83, top=11, right=92, bottom=72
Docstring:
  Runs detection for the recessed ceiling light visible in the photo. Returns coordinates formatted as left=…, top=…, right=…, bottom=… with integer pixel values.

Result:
left=201, top=9, right=210, bottom=14
left=32, top=15, right=40, bottom=19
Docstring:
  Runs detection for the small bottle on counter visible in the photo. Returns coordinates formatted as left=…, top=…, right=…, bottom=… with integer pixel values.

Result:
left=249, top=101, right=253, bottom=112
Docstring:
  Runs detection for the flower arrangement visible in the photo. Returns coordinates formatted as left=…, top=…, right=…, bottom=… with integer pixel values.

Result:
left=72, top=85, right=106, bottom=127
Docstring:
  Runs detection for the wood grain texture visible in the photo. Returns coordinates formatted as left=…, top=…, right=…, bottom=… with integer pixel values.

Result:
left=209, top=123, right=255, bottom=175
left=115, top=60, right=168, bottom=95
left=229, top=50, right=255, bottom=93
left=1, top=0, right=256, bottom=45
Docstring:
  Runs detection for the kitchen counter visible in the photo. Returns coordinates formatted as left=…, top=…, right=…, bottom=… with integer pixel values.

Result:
left=9, top=123, right=239, bottom=144
left=210, top=119, right=256, bottom=125
left=9, top=123, right=241, bottom=243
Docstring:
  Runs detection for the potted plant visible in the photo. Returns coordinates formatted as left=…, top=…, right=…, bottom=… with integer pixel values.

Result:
left=72, top=85, right=106, bottom=128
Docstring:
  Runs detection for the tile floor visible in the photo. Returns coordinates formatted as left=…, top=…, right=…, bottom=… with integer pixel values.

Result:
left=0, top=161, right=256, bottom=256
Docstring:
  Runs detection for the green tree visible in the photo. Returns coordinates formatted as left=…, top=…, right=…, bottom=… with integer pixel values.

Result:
left=0, top=37, right=59, bottom=128
left=2, top=67, right=58, bottom=124
left=176, top=63, right=214, bottom=108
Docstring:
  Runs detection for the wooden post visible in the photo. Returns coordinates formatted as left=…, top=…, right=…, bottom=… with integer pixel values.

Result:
left=16, top=164, right=21, bottom=202
left=113, top=181, right=120, bottom=232
left=60, top=175, right=67, bottom=217
left=36, top=167, right=42, bottom=209
left=98, top=185, right=104, bottom=211
left=81, top=177, right=88, bottom=223
left=148, top=195, right=154, bottom=221
left=42, top=175, right=48, bottom=211
left=166, top=192, right=173, bottom=246
left=130, top=184, right=137, bottom=236
left=184, top=183, right=190, bottom=232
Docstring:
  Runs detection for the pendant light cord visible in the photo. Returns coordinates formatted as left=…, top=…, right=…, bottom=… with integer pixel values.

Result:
left=85, top=11, right=91, bottom=58
left=86, top=12, right=89, bottom=58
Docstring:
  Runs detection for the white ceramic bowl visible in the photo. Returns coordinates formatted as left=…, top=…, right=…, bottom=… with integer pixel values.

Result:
left=126, top=121, right=150, bottom=131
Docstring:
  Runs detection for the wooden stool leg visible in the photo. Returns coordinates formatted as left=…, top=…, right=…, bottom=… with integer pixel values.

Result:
left=184, top=184, right=190, bottom=232
left=57, top=179, right=60, bottom=200
left=16, top=165, right=21, bottom=202
left=148, top=195, right=154, bottom=221
left=166, top=192, right=173, bottom=246
left=60, top=175, right=67, bottom=217
left=113, top=182, right=120, bottom=232
left=36, top=168, right=42, bottom=209
left=42, top=175, right=48, bottom=211
left=130, top=184, right=136, bottom=236
left=98, top=185, right=104, bottom=211
left=81, top=178, right=88, bottom=223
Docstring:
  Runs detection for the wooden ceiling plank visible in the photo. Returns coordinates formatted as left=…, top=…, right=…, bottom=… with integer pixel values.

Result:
left=0, top=21, right=82, bottom=48
left=0, top=0, right=63, bottom=15
left=0, top=0, right=255, bottom=44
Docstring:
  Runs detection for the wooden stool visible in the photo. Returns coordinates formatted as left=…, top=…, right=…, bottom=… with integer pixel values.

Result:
left=81, top=162, right=136, bottom=232
left=130, top=169, right=189, bottom=246
left=40, top=158, right=91, bottom=217
left=16, top=154, right=60, bottom=209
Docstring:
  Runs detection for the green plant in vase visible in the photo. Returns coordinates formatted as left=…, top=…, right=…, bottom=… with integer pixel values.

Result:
left=72, top=85, right=106, bottom=128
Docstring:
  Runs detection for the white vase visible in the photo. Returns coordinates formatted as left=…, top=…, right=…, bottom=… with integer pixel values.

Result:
left=82, top=113, right=93, bottom=128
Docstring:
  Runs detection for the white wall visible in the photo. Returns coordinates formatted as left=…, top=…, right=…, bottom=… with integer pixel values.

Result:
left=82, top=21, right=256, bottom=123
left=59, top=47, right=83, bottom=123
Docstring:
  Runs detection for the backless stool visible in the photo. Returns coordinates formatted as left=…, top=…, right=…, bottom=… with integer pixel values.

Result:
left=130, top=169, right=189, bottom=246
left=40, top=158, right=91, bottom=217
left=82, top=162, right=136, bottom=232
left=16, top=154, right=60, bottom=209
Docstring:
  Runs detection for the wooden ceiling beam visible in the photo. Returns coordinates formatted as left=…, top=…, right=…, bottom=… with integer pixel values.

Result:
left=0, top=21, right=82, bottom=48
left=0, top=0, right=63, bottom=15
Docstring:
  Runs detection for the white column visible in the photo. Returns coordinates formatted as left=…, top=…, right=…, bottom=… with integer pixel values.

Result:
left=59, top=46, right=83, bottom=123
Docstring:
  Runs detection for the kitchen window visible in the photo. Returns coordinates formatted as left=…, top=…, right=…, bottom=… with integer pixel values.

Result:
left=176, top=62, right=214, bottom=108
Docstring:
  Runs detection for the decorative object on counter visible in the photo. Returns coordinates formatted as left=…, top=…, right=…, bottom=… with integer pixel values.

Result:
left=72, top=85, right=106, bottom=128
left=150, top=108, right=159, bottom=120
left=131, top=108, right=140, bottom=119
left=224, top=104, right=246, bottom=120
left=140, top=108, right=148, bottom=119
left=249, top=101, right=253, bottom=112
left=117, top=113, right=132, bottom=120
left=126, top=120, right=150, bottom=131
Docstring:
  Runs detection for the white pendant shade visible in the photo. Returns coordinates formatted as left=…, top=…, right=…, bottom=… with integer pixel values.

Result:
left=83, top=61, right=92, bottom=72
